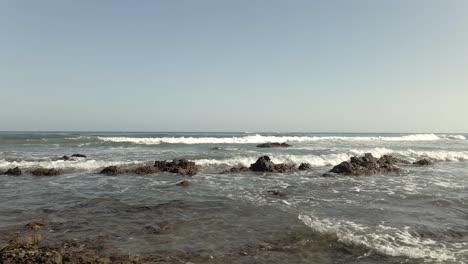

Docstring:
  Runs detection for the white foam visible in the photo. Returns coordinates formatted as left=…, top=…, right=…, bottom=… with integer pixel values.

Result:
left=0, top=159, right=139, bottom=171
left=97, top=134, right=465, bottom=145
left=299, top=214, right=457, bottom=262
left=195, top=148, right=468, bottom=167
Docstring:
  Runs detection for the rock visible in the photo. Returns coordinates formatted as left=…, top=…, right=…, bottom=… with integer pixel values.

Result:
left=176, top=180, right=191, bottom=187
left=413, top=158, right=432, bottom=166
left=222, top=166, right=250, bottom=173
left=249, top=156, right=296, bottom=173
left=266, top=190, right=287, bottom=198
left=210, top=147, right=221, bottom=150
left=3, top=167, right=22, bottom=176
left=99, top=166, right=123, bottom=176
left=154, top=159, right=199, bottom=176
left=329, top=153, right=401, bottom=176
left=298, top=163, right=312, bottom=170
left=61, top=156, right=71, bottom=161
left=130, top=166, right=160, bottom=175
left=0, top=245, right=63, bottom=264
left=256, top=142, right=291, bottom=148
left=71, top=154, right=87, bottom=158
left=31, top=168, right=64, bottom=176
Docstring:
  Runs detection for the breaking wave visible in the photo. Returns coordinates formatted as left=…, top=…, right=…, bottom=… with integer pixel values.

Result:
left=299, top=214, right=459, bottom=262
left=0, top=159, right=140, bottom=171
left=96, top=134, right=465, bottom=145
left=195, top=148, right=468, bottom=167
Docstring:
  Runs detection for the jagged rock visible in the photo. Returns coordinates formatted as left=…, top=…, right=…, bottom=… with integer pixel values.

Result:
left=249, top=156, right=296, bottom=173
left=329, top=153, right=401, bottom=176
left=3, top=167, right=22, bottom=176
left=413, top=158, right=432, bottom=166
left=154, top=159, right=199, bottom=176
left=298, top=163, right=312, bottom=170
left=222, top=166, right=250, bottom=173
left=31, top=168, right=64, bottom=176
left=130, top=166, right=160, bottom=175
left=176, top=180, right=191, bottom=187
left=99, top=166, right=123, bottom=176
left=256, top=142, right=291, bottom=148
left=71, top=154, right=87, bottom=158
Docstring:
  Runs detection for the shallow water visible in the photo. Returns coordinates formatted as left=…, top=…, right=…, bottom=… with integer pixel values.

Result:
left=0, top=132, right=467, bottom=263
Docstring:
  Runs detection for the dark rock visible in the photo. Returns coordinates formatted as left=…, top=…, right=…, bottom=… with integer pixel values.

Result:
left=266, top=190, right=287, bottom=198
left=378, top=155, right=410, bottom=165
left=222, top=166, right=250, bottom=173
left=210, top=147, right=221, bottom=150
left=249, top=156, right=296, bottom=173
left=61, top=156, right=71, bottom=161
left=71, top=154, right=87, bottom=158
left=176, top=180, right=191, bottom=187
left=413, top=158, right=432, bottom=166
left=4, top=167, right=22, bottom=176
left=130, top=166, right=161, bottom=175
left=298, top=163, right=312, bottom=171
left=99, top=166, right=123, bottom=176
left=154, top=159, right=199, bottom=176
left=31, top=168, right=64, bottom=176
left=256, top=142, right=291, bottom=148
left=329, top=153, right=401, bottom=176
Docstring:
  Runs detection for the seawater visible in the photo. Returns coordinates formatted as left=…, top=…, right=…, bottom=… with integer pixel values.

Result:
left=0, top=132, right=467, bottom=263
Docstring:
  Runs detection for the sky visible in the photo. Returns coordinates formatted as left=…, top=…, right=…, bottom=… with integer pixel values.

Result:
left=1, top=0, right=467, bottom=132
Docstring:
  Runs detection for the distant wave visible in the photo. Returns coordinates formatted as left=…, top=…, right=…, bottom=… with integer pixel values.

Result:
left=97, top=134, right=466, bottom=145
left=299, top=214, right=457, bottom=262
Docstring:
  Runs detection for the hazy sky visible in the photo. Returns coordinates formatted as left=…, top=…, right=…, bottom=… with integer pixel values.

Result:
left=1, top=0, right=467, bottom=132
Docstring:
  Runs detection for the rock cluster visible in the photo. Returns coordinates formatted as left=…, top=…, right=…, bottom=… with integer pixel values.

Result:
left=31, top=168, right=64, bottom=176
left=154, top=159, right=199, bottom=176
left=3, top=167, right=22, bottom=176
left=249, top=156, right=296, bottom=173
left=329, top=153, right=403, bottom=176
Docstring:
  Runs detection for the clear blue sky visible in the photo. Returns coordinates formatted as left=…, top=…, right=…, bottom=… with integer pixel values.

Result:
left=1, top=0, right=467, bottom=132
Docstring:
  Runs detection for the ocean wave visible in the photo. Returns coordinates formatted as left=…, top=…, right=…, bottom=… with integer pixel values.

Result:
left=299, top=214, right=457, bottom=262
left=195, top=148, right=468, bottom=167
left=96, top=134, right=466, bottom=145
left=0, top=159, right=140, bottom=171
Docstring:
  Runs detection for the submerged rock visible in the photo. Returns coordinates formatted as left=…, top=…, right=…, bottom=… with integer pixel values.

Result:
left=31, top=168, right=64, bottom=176
left=222, top=166, right=250, bottom=174
left=298, top=163, right=312, bottom=171
left=413, top=158, right=433, bottom=166
left=176, top=180, right=191, bottom=187
left=99, top=166, right=123, bottom=176
left=3, top=167, right=22, bottom=176
left=250, top=156, right=296, bottom=173
left=266, top=190, right=288, bottom=198
left=256, top=142, right=291, bottom=148
left=329, top=153, right=401, bottom=176
left=154, top=159, right=199, bottom=176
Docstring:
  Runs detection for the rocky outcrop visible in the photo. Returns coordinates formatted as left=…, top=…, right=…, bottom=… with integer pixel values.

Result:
left=31, top=168, right=64, bottom=176
left=99, top=166, right=123, bottom=176
left=329, top=153, right=402, bottom=176
left=154, top=159, right=199, bottom=176
left=413, top=158, right=432, bottom=166
left=256, top=142, right=291, bottom=148
left=71, top=154, right=87, bottom=158
left=130, top=166, right=161, bottom=175
left=249, top=156, right=296, bottom=173
left=3, top=167, right=22, bottom=176
left=298, top=163, right=312, bottom=171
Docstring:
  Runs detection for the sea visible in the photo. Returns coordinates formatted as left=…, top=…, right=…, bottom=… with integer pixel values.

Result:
left=0, top=132, right=467, bottom=263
